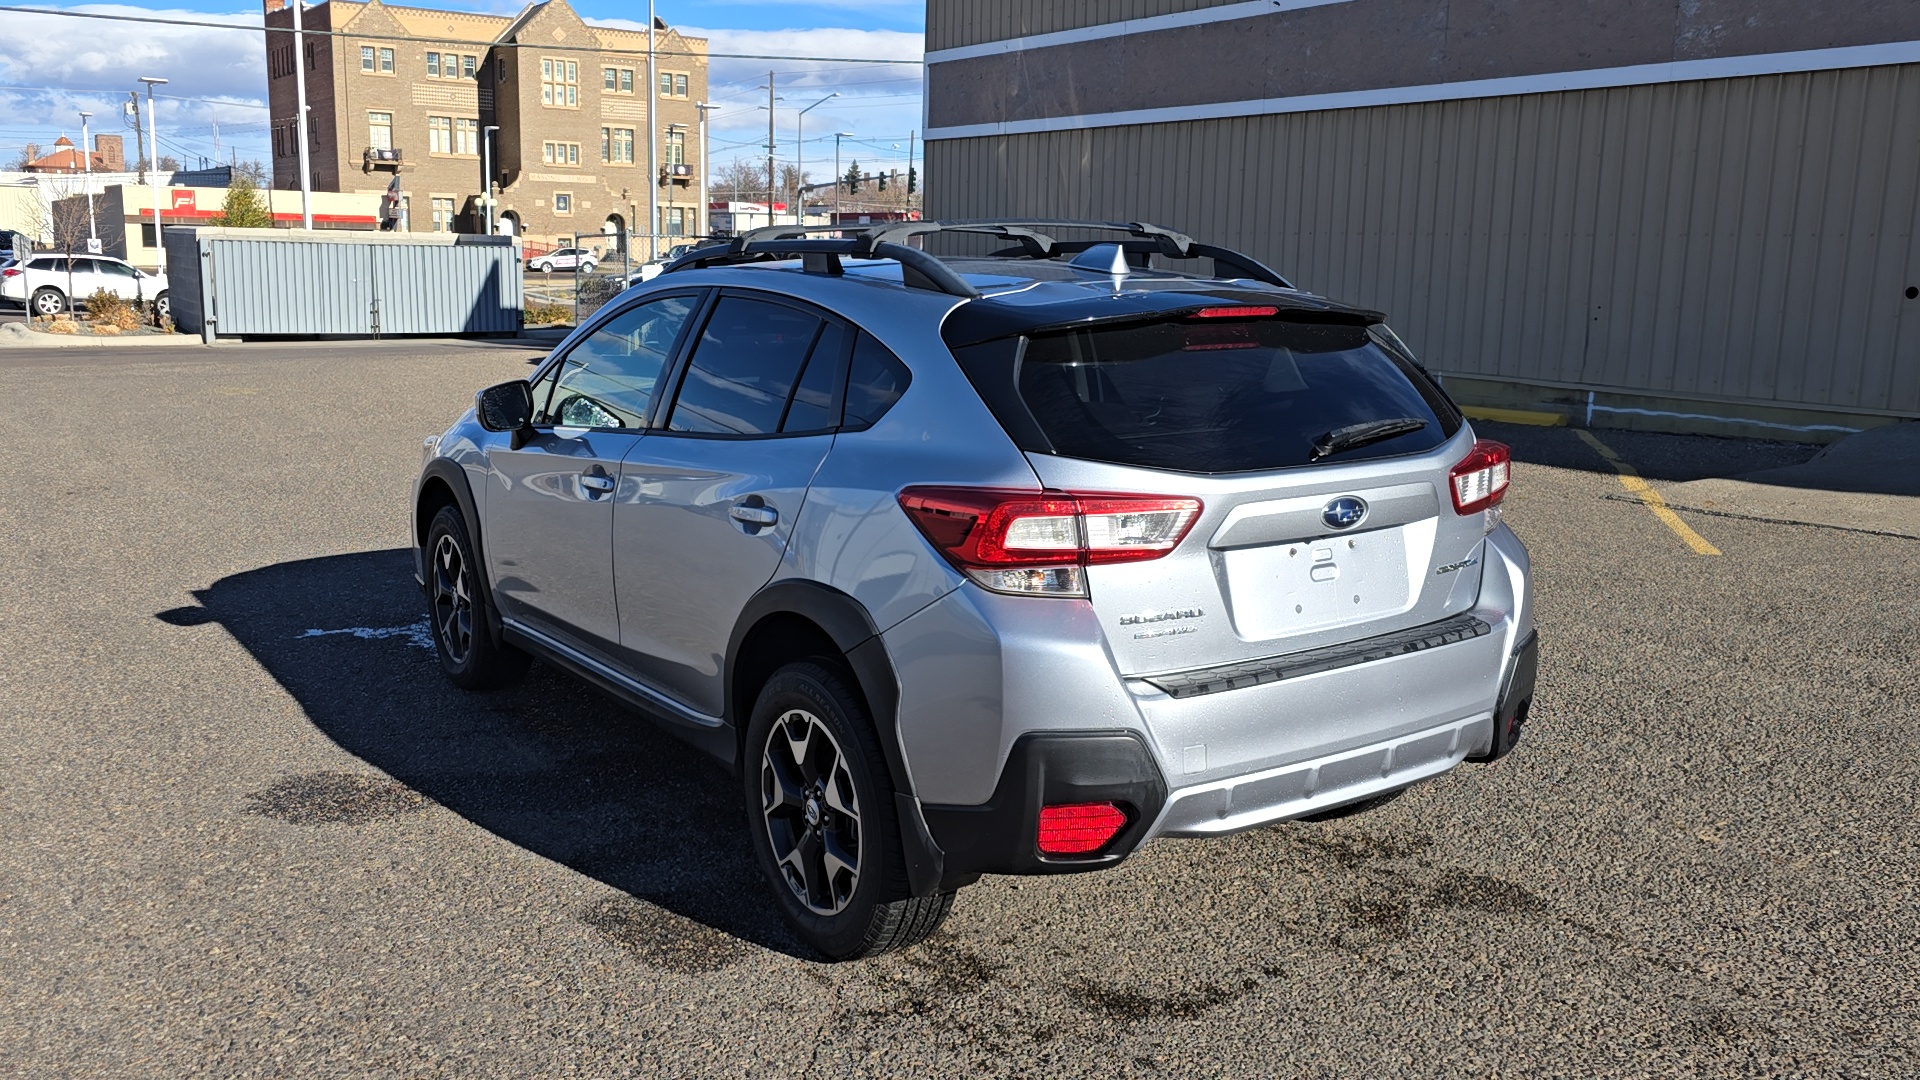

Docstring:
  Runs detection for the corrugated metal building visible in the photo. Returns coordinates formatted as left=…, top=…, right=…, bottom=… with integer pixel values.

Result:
left=923, top=0, right=1920, bottom=435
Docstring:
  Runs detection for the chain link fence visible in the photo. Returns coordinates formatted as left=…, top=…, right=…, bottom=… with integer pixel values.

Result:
left=514, top=233, right=701, bottom=327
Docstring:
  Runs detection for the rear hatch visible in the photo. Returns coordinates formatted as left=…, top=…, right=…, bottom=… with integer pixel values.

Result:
left=947, top=301, right=1499, bottom=677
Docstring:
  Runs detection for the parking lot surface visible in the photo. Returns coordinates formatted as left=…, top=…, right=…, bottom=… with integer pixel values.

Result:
left=2, top=342, right=1916, bottom=1077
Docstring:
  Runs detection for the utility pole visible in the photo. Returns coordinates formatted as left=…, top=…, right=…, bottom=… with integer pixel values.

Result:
left=482, top=124, right=499, bottom=235
left=645, top=0, right=657, bottom=259
left=291, top=0, right=313, bottom=229
left=140, top=77, right=167, bottom=273
left=765, top=72, right=777, bottom=226
left=79, top=111, right=97, bottom=248
left=696, top=102, right=718, bottom=238
left=833, top=132, right=853, bottom=225
left=128, top=92, right=145, bottom=184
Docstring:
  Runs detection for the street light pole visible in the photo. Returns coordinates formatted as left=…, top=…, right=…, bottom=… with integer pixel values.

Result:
left=645, top=0, right=657, bottom=259
left=833, top=132, right=853, bottom=225
left=665, top=122, right=688, bottom=242
left=696, top=102, right=718, bottom=238
left=79, top=111, right=97, bottom=247
left=140, top=76, right=167, bottom=274
left=794, top=92, right=838, bottom=225
left=290, top=0, right=313, bottom=229
left=481, top=124, right=498, bottom=235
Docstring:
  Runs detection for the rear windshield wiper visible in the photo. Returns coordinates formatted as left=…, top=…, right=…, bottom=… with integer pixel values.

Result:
left=1309, top=417, right=1427, bottom=461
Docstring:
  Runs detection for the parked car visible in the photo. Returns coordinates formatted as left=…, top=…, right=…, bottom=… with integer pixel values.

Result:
left=626, top=242, right=703, bottom=286
left=0, top=253, right=168, bottom=321
left=413, top=220, right=1537, bottom=959
left=528, top=247, right=598, bottom=273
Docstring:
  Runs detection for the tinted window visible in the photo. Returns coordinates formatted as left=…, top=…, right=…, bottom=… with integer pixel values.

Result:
left=667, top=297, right=823, bottom=436
left=1017, top=318, right=1451, bottom=473
left=842, top=333, right=911, bottom=430
left=782, top=322, right=850, bottom=433
left=539, top=294, right=695, bottom=429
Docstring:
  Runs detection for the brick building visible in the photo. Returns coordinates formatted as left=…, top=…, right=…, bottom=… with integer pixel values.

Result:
left=264, top=0, right=707, bottom=252
left=21, top=134, right=126, bottom=175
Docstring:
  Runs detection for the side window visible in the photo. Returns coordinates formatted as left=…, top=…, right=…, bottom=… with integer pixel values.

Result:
left=781, top=322, right=850, bottom=433
left=538, top=294, right=696, bottom=429
left=843, top=332, right=912, bottom=430
left=667, top=296, right=824, bottom=436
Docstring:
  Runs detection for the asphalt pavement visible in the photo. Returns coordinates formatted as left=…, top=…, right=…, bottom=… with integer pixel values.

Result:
left=2, top=341, right=1916, bottom=1077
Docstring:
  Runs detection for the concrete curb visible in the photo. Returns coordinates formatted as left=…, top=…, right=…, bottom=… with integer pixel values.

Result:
left=0, top=323, right=192, bottom=348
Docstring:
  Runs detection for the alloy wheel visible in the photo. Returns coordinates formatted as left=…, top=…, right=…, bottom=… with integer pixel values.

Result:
left=431, top=533, right=474, bottom=665
left=761, top=708, right=862, bottom=915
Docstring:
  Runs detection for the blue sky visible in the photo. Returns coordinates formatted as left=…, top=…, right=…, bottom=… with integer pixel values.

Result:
left=0, top=1, right=925, bottom=182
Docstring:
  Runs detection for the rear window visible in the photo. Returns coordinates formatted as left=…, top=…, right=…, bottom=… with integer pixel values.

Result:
left=1014, top=317, right=1457, bottom=473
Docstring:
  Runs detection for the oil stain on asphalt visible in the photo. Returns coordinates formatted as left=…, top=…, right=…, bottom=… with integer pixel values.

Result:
left=580, top=895, right=750, bottom=974
left=244, top=771, right=432, bottom=825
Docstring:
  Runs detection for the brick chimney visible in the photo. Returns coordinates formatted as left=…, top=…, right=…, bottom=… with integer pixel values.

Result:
left=95, top=134, right=124, bottom=172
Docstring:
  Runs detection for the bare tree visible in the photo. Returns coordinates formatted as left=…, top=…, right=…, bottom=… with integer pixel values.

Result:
left=233, top=159, right=268, bottom=186
left=710, top=158, right=768, bottom=203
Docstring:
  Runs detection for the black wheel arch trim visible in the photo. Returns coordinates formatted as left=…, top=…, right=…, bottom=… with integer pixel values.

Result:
left=726, top=578, right=946, bottom=898
left=414, top=458, right=505, bottom=651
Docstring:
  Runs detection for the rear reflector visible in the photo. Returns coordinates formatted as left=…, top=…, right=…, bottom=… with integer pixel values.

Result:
left=899, top=487, right=1202, bottom=597
left=1037, top=803, right=1129, bottom=855
left=1450, top=440, right=1512, bottom=514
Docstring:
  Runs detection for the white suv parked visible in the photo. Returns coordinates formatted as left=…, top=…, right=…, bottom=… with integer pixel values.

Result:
left=0, top=253, right=169, bottom=321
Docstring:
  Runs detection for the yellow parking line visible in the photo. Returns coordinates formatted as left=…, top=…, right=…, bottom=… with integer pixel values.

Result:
left=1573, top=429, right=1722, bottom=556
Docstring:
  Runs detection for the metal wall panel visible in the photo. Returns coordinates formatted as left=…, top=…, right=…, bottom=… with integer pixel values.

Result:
left=927, top=64, right=1920, bottom=415
left=927, top=0, right=1252, bottom=52
left=169, top=230, right=523, bottom=340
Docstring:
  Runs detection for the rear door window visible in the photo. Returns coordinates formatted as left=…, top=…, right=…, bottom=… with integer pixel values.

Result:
left=666, top=296, right=825, bottom=436
left=1016, top=316, right=1456, bottom=473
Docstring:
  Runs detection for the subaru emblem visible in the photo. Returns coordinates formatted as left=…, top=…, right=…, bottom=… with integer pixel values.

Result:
left=1322, top=496, right=1368, bottom=531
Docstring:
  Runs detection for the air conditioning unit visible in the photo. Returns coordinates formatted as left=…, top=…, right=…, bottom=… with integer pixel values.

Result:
left=363, top=147, right=403, bottom=169
left=668, top=163, right=692, bottom=179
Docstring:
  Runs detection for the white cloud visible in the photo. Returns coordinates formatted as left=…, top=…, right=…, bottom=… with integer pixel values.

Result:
left=0, top=5, right=270, bottom=166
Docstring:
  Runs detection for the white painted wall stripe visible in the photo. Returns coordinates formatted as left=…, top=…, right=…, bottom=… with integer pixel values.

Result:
left=925, top=39, right=1920, bottom=140
left=923, top=0, right=1356, bottom=64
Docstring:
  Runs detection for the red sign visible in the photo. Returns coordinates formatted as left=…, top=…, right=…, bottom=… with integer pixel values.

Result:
left=170, top=190, right=197, bottom=211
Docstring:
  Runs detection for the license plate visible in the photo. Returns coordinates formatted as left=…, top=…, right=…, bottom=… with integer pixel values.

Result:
left=1221, top=527, right=1412, bottom=640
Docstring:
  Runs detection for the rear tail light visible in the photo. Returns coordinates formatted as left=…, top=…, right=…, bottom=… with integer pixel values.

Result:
left=1450, top=440, right=1512, bottom=514
left=0, top=268, right=19, bottom=280
left=1037, top=802, right=1129, bottom=855
left=1188, top=305, right=1279, bottom=319
left=898, top=487, right=1202, bottom=597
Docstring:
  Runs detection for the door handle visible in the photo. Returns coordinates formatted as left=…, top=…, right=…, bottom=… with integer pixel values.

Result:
left=580, top=473, right=615, bottom=494
left=729, top=504, right=778, bottom=527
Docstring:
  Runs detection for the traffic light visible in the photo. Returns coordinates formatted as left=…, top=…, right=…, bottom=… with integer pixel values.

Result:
left=907, top=166, right=917, bottom=196
left=845, top=161, right=861, bottom=193
left=877, top=171, right=888, bottom=192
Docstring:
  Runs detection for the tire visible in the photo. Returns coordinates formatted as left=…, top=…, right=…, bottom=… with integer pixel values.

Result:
left=153, top=292, right=170, bottom=323
left=424, top=504, right=531, bottom=691
left=535, top=261, right=552, bottom=273
left=744, top=661, right=954, bottom=960
left=31, top=288, right=65, bottom=316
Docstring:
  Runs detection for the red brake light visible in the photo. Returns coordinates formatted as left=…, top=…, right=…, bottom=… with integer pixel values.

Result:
left=1037, top=803, right=1129, bottom=855
left=1189, top=305, right=1278, bottom=319
left=898, top=487, right=1202, bottom=596
left=0, top=268, right=19, bottom=279
left=1450, top=440, right=1512, bottom=514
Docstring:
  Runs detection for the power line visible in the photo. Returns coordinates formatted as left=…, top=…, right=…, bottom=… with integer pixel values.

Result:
left=0, top=83, right=271, bottom=111
left=0, top=6, right=923, bottom=65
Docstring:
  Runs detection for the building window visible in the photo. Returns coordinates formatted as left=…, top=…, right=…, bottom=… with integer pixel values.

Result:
left=601, top=127, right=633, bottom=164
left=496, top=56, right=507, bottom=80
left=603, top=67, right=617, bottom=90
left=360, top=45, right=375, bottom=72
left=379, top=47, right=394, bottom=73
left=657, top=71, right=689, bottom=98
left=368, top=112, right=393, bottom=151
left=542, top=141, right=580, bottom=167
left=554, top=192, right=573, bottom=215
left=541, top=58, right=577, bottom=107
left=307, top=41, right=317, bottom=70
left=603, top=67, right=634, bottom=93
left=431, top=197, right=455, bottom=233
left=658, top=71, right=672, bottom=97
left=621, top=69, right=633, bottom=93
left=455, top=118, right=478, bottom=156
left=664, top=129, right=685, bottom=166
left=663, top=206, right=684, bottom=236
left=462, top=54, right=476, bottom=79
left=428, top=116, right=452, bottom=154
left=427, top=53, right=440, bottom=77
left=675, top=73, right=688, bottom=97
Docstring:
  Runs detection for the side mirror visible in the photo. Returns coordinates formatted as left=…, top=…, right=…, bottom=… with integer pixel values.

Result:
left=476, top=380, right=534, bottom=434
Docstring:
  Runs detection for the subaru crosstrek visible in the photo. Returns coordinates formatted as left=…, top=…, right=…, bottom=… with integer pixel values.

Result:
left=412, top=220, right=1538, bottom=959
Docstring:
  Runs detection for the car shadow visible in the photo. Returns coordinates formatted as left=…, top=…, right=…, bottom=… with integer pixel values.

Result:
left=158, top=547, right=806, bottom=958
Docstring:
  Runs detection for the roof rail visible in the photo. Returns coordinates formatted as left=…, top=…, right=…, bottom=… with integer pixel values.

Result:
left=658, top=218, right=1293, bottom=294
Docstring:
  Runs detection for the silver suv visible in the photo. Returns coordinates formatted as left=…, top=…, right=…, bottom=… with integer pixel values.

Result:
left=412, top=221, right=1537, bottom=959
